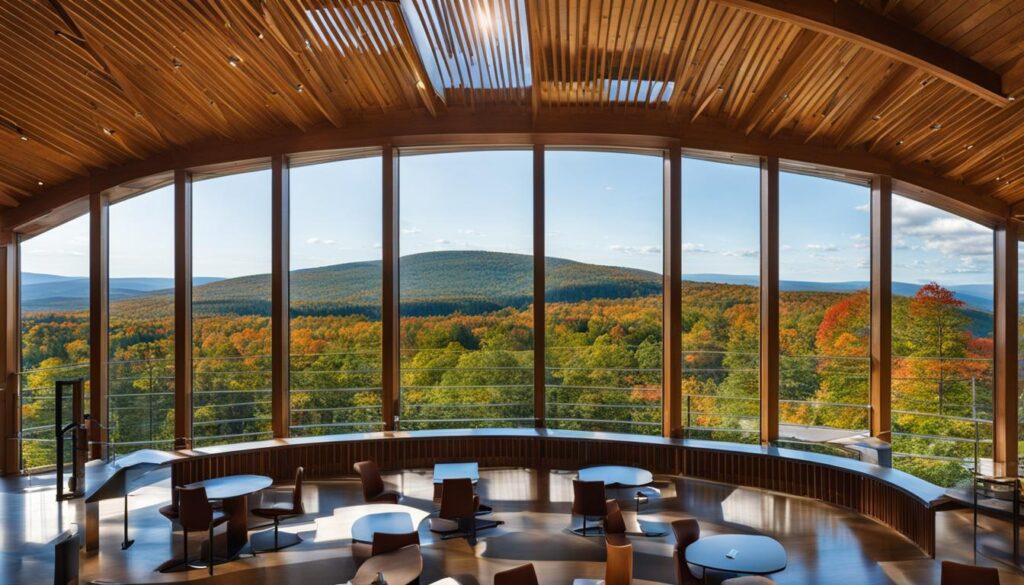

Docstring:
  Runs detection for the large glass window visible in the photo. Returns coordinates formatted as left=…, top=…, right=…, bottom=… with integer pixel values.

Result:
left=398, top=149, right=534, bottom=429
left=19, top=214, right=90, bottom=470
left=681, top=156, right=760, bottom=442
left=545, top=149, right=663, bottom=435
left=778, top=171, right=871, bottom=448
left=191, top=169, right=272, bottom=446
left=108, top=186, right=175, bottom=454
left=892, top=195, right=993, bottom=487
left=289, top=154, right=383, bottom=436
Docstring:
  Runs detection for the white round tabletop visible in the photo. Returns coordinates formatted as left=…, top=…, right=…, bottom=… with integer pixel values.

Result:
left=188, top=474, right=273, bottom=499
left=577, top=465, right=654, bottom=487
left=684, top=534, right=787, bottom=575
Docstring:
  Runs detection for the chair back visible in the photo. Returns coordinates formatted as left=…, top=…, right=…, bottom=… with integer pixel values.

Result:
left=177, top=486, right=214, bottom=532
left=53, top=531, right=79, bottom=585
left=371, top=530, right=420, bottom=556
left=354, top=460, right=385, bottom=501
left=940, top=561, right=1000, bottom=585
left=605, top=499, right=626, bottom=534
left=671, top=518, right=701, bottom=585
left=605, top=539, right=633, bottom=585
left=292, top=466, right=305, bottom=514
left=572, top=479, right=607, bottom=516
left=439, top=478, right=476, bottom=520
left=494, top=563, right=539, bottom=585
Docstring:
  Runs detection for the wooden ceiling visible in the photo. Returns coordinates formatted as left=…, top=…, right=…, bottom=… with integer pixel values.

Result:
left=3, top=0, right=1024, bottom=225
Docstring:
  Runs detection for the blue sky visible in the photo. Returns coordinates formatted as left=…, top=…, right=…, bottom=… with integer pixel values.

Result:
left=19, top=150, right=996, bottom=287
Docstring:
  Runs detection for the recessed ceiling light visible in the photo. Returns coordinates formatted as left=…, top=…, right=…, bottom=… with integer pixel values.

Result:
left=896, top=139, right=904, bottom=145
left=228, top=56, right=241, bottom=67
left=965, top=144, right=974, bottom=150
left=103, top=127, right=115, bottom=136
left=20, top=134, right=28, bottom=141
left=37, top=181, right=43, bottom=186
left=415, top=80, right=426, bottom=90
left=295, top=83, right=304, bottom=93
left=930, top=123, right=942, bottom=131
left=872, top=115, right=881, bottom=121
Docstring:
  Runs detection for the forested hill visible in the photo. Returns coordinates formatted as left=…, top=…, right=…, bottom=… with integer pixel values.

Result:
left=109, top=251, right=663, bottom=319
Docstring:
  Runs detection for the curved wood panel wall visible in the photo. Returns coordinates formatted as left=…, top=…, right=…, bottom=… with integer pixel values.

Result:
left=169, top=429, right=947, bottom=556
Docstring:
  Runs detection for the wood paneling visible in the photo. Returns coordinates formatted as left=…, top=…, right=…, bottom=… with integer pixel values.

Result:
left=170, top=432, right=938, bottom=556
left=533, top=145, right=545, bottom=428
left=663, top=147, right=682, bottom=438
left=381, top=146, right=400, bottom=431
left=994, top=221, right=1018, bottom=477
left=0, top=235, right=16, bottom=475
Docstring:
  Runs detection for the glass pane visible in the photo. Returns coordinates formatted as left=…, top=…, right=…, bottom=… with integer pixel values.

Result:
left=681, top=157, right=760, bottom=443
left=892, top=195, right=993, bottom=487
left=109, top=186, right=175, bottom=454
left=289, top=155, right=383, bottom=436
left=19, top=215, right=90, bottom=471
left=777, top=171, right=870, bottom=451
left=545, top=149, right=663, bottom=435
left=191, top=169, right=272, bottom=446
left=399, top=149, right=534, bottom=429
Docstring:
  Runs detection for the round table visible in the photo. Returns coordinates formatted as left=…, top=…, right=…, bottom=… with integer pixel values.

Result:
left=350, top=544, right=423, bottom=585
left=351, top=511, right=415, bottom=544
left=186, top=475, right=272, bottom=565
left=684, top=534, right=787, bottom=578
left=577, top=465, right=654, bottom=487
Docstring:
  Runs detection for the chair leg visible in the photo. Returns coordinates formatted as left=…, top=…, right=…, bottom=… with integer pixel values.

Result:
left=274, top=517, right=280, bottom=550
left=183, top=529, right=188, bottom=563
left=208, top=524, right=215, bottom=576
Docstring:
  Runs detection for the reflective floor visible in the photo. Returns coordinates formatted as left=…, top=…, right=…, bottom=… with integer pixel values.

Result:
left=2, top=467, right=1023, bottom=585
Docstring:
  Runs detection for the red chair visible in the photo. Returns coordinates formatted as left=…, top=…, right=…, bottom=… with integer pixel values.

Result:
left=941, top=561, right=1000, bottom=585
left=671, top=519, right=702, bottom=585
left=177, top=486, right=229, bottom=576
left=354, top=460, right=401, bottom=504
left=495, top=563, right=539, bottom=585
left=251, top=466, right=304, bottom=552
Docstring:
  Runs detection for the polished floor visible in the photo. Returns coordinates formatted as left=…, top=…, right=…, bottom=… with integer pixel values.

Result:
left=2, top=467, right=1024, bottom=585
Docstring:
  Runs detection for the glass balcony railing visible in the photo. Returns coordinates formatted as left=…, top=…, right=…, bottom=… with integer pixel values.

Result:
left=18, top=362, right=90, bottom=471
left=289, top=350, right=383, bottom=435
left=545, top=345, right=662, bottom=435
left=191, top=354, right=273, bottom=447
left=400, top=348, right=534, bottom=429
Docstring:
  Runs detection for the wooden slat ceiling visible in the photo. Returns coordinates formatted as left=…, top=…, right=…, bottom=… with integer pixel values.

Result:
left=3, top=0, right=1024, bottom=220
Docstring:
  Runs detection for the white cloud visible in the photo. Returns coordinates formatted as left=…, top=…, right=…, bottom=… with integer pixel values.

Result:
left=850, top=233, right=869, bottom=250
left=401, top=227, right=422, bottom=235
left=457, top=229, right=482, bottom=236
left=806, top=243, right=839, bottom=252
left=434, top=238, right=452, bottom=245
left=609, top=244, right=662, bottom=255
left=682, top=242, right=712, bottom=254
left=892, top=197, right=991, bottom=258
left=306, top=237, right=336, bottom=245
left=721, top=249, right=758, bottom=258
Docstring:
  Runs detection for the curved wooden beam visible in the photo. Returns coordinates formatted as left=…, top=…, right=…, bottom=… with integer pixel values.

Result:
left=712, top=0, right=1009, bottom=106
left=1, top=109, right=1006, bottom=234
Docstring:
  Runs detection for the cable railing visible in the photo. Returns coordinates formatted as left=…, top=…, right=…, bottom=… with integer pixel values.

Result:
left=17, top=362, right=91, bottom=471
left=290, top=350, right=383, bottom=436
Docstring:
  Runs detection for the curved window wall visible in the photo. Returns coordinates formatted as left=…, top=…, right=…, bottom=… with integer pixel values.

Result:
left=680, top=156, right=760, bottom=443
left=778, top=171, right=871, bottom=446
left=289, top=154, right=384, bottom=436
left=398, top=149, right=534, bottom=429
left=544, top=149, right=663, bottom=435
left=13, top=142, right=1016, bottom=489
left=108, top=186, right=176, bottom=454
left=191, top=169, right=273, bottom=447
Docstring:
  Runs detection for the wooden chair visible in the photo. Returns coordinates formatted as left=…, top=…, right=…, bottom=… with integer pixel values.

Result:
left=178, top=485, right=229, bottom=576
left=495, top=563, right=539, bottom=585
left=573, top=539, right=633, bottom=585
left=941, top=561, right=1000, bottom=585
left=604, top=498, right=629, bottom=546
left=251, top=466, right=304, bottom=552
left=429, top=478, right=500, bottom=545
left=351, top=533, right=423, bottom=585
left=54, top=531, right=79, bottom=585
left=572, top=479, right=608, bottom=536
left=371, top=530, right=420, bottom=556
left=671, top=518, right=702, bottom=585
left=353, top=460, right=400, bottom=504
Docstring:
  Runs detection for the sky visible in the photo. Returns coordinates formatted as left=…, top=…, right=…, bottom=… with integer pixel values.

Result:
left=18, top=150, right=997, bottom=287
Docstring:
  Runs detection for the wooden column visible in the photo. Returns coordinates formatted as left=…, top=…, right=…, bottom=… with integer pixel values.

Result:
left=382, top=146, right=401, bottom=431
left=271, top=155, right=290, bottom=438
left=994, top=220, right=1018, bottom=477
left=174, top=170, right=193, bottom=450
left=663, top=146, right=683, bottom=438
left=760, top=156, right=780, bottom=444
left=533, top=145, right=546, bottom=428
left=89, top=192, right=109, bottom=459
left=0, top=233, right=17, bottom=474
left=870, top=175, right=892, bottom=442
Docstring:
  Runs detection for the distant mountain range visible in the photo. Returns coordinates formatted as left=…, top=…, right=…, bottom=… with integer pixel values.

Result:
left=20, top=251, right=995, bottom=314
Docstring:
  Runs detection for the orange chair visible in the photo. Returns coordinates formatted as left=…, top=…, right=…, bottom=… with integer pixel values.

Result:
left=251, top=466, right=305, bottom=552
left=178, top=486, right=229, bottom=576
left=605, top=538, right=633, bottom=585
left=495, top=563, right=539, bottom=585
left=354, top=460, right=401, bottom=504
left=671, top=518, right=702, bottom=585
left=572, top=479, right=608, bottom=536
left=941, top=561, right=1000, bottom=585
